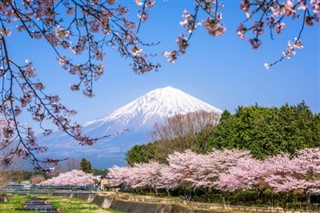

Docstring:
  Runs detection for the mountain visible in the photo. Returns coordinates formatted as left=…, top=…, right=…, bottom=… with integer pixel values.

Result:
left=38, top=86, right=222, bottom=168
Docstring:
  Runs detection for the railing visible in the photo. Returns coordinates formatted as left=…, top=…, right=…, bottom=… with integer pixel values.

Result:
left=100, top=191, right=320, bottom=213
left=32, top=185, right=97, bottom=191
left=0, top=185, right=98, bottom=195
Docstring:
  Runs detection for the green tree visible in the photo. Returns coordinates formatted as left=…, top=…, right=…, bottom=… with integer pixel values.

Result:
left=206, top=110, right=237, bottom=150
left=79, top=158, right=92, bottom=173
left=207, top=102, right=320, bottom=159
left=126, top=144, right=156, bottom=166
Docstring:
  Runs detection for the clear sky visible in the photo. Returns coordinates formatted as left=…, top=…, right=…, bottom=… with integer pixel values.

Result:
left=8, top=0, right=320, bottom=130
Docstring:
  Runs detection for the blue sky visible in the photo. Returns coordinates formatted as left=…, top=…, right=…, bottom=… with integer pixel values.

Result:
left=8, top=1, right=320, bottom=130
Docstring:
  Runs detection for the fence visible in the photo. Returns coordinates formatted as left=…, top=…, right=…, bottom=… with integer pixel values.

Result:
left=101, top=191, right=320, bottom=213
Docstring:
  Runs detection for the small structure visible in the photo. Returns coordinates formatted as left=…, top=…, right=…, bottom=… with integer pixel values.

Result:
left=99, top=174, right=110, bottom=191
left=18, top=197, right=57, bottom=213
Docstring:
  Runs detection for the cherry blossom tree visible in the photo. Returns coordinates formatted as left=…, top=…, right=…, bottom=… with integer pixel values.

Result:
left=219, top=149, right=320, bottom=207
left=126, top=162, right=168, bottom=193
left=218, top=156, right=272, bottom=206
left=106, top=147, right=320, bottom=208
left=39, top=169, right=97, bottom=186
left=263, top=149, right=320, bottom=207
left=156, top=164, right=178, bottom=195
left=164, top=150, right=208, bottom=194
left=202, top=149, right=252, bottom=191
left=109, top=150, right=204, bottom=194
left=109, top=149, right=254, bottom=195
left=107, top=165, right=132, bottom=188
left=0, top=0, right=318, bottom=170
left=262, top=150, right=319, bottom=193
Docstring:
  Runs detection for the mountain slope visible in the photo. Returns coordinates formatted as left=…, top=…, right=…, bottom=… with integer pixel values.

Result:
left=38, top=86, right=222, bottom=168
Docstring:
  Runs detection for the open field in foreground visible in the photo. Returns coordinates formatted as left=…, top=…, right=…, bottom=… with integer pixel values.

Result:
left=0, top=193, right=123, bottom=213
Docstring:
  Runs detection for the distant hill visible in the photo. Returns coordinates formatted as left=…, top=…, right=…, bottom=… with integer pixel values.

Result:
left=38, top=86, right=222, bottom=168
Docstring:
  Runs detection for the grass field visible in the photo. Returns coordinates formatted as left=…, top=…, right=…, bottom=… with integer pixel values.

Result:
left=0, top=193, right=37, bottom=213
left=0, top=194, right=123, bottom=213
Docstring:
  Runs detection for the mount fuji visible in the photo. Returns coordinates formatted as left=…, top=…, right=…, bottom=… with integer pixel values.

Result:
left=38, top=86, right=222, bottom=168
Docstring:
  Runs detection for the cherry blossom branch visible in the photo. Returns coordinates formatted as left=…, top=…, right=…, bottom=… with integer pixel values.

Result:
left=265, top=8, right=307, bottom=69
left=164, top=0, right=226, bottom=64
left=236, top=0, right=319, bottom=69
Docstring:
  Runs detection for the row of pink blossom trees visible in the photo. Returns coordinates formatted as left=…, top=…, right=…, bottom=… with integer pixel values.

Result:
left=39, top=170, right=97, bottom=186
left=108, top=148, right=320, bottom=205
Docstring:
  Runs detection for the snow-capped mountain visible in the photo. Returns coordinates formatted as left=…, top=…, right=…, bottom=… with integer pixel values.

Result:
left=38, top=86, right=222, bottom=168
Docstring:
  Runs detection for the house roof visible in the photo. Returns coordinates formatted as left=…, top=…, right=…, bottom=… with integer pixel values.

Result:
left=100, top=174, right=107, bottom=179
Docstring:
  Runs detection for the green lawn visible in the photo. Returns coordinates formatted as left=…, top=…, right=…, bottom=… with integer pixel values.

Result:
left=35, top=195, right=123, bottom=213
left=0, top=193, right=37, bottom=213
left=105, top=209, right=124, bottom=213
left=0, top=194, right=124, bottom=213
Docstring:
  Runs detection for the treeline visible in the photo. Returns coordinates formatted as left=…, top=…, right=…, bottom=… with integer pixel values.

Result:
left=110, top=148, right=320, bottom=210
left=126, top=102, right=320, bottom=164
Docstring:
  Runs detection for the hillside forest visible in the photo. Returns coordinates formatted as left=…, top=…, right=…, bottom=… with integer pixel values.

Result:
left=117, top=102, right=320, bottom=208
left=126, top=102, right=320, bottom=164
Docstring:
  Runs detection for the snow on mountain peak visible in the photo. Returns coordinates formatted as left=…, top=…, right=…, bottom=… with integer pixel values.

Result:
left=83, top=86, right=222, bottom=135
left=39, top=86, right=222, bottom=168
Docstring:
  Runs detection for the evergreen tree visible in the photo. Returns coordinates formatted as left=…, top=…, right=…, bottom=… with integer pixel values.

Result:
left=207, top=102, right=320, bottom=159
left=79, top=158, right=92, bottom=173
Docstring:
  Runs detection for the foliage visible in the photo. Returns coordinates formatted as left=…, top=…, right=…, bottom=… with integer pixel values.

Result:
left=79, top=158, right=93, bottom=173
left=207, top=102, right=320, bottom=159
left=92, top=168, right=108, bottom=176
left=126, top=143, right=158, bottom=166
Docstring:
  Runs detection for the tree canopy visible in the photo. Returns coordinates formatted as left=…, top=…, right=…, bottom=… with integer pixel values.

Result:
left=207, top=102, right=320, bottom=159
left=79, top=158, right=93, bottom=173
left=126, top=102, right=320, bottom=164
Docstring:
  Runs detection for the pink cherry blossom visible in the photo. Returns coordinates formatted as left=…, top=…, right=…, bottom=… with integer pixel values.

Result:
left=39, top=170, right=97, bottom=186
